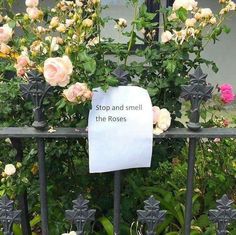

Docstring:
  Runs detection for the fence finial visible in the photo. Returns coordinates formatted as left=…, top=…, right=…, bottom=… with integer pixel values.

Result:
left=0, top=195, right=21, bottom=235
left=137, top=196, right=166, bottom=235
left=181, top=67, right=213, bottom=131
left=209, top=194, right=236, bottom=235
left=20, top=70, right=51, bottom=130
left=65, top=194, right=96, bottom=235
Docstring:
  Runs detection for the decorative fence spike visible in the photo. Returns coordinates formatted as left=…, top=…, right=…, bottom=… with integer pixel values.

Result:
left=0, top=195, right=21, bottom=235
left=209, top=194, right=236, bottom=235
left=20, top=70, right=51, bottom=129
left=181, top=67, right=213, bottom=131
left=137, top=196, right=166, bottom=235
left=112, top=67, right=129, bottom=86
left=65, top=195, right=96, bottom=235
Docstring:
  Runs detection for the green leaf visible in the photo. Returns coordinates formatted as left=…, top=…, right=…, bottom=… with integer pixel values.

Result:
left=83, top=59, right=96, bottom=74
left=223, top=25, right=231, bottom=34
left=98, top=216, right=114, bottom=235
left=212, top=63, right=219, bottom=73
left=8, top=20, right=16, bottom=28
left=176, top=7, right=188, bottom=22
left=106, top=76, right=119, bottom=86
left=165, top=60, right=177, bottom=74
left=7, top=0, right=14, bottom=7
left=30, top=215, right=41, bottom=227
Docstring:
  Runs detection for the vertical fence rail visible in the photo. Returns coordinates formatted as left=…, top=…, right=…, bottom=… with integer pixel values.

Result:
left=11, top=138, right=31, bottom=235
left=20, top=71, right=51, bottom=235
left=37, top=138, right=49, bottom=235
left=184, top=138, right=197, bottom=234
left=114, top=171, right=121, bottom=235
left=181, top=67, right=213, bottom=234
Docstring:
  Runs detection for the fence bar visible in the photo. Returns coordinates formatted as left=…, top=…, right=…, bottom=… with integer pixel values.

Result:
left=114, top=171, right=121, bottom=235
left=11, top=138, right=32, bottom=235
left=1, top=127, right=236, bottom=139
left=37, top=138, right=49, bottom=235
left=184, top=138, right=198, bottom=234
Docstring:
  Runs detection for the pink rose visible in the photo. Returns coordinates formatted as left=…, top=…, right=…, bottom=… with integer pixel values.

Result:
left=25, top=0, right=39, bottom=7
left=0, top=24, right=13, bottom=44
left=26, top=7, right=42, bottom=20
left=16, top=67, right=26, bottom=77
left=43, top=56, right=73, bottom=87
left=63, top=83, right=91, bottom=103
left=219, top=83, right=235, bottom=104
left=153, top=106, right=160, bottom=124
left=17, top=55, right=30, bottom=67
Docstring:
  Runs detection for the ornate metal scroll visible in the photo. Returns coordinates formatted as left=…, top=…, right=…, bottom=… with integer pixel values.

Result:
left=112, top=67, right=129, bottom=86
left=65, top=195, right=96, bottom=235
left=20, top=71, right=51, bottom=129
left=209, top=194, right=236, bottom=235
left=0, top=196, right=21, bottom=235
left=137, top=196, right=166, bottom=235
left=181, top=67, right=213, bottom=131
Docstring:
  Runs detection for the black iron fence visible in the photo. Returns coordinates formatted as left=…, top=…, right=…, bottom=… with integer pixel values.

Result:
left=0, top=67, right=236, bottom=235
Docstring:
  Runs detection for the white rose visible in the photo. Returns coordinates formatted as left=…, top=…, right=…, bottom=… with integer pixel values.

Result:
left=0, top=24, right=13, bottom=44
left=69, top=232, right=77, bottom=235
left=4, top=164, right=16, bottom=176
left=25, top=0, right=39, bottom=7
left=156, top=108, right=171, bottom=131
left=185, top=18, right=196, bottom=27
left=173, top=0, right=198, bottom=11
left=200, top=8, right=213, bottom=18
left=161, top=31, right=173, bottom=43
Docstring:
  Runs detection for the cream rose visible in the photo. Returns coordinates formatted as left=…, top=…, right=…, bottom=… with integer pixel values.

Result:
left=82, top=19, right=93, bottom=27
left=50, top=16, right=59, bottom=28
left=0, top=24, right=13, bottom=44
left=173, top=0, right=198, bottom=11
left=4, top=164, right=16, bottom=176
left=200, top=8, right=213, bottom=18
left=26, top=7, right=43, bottom=20
left=63, top=83, right=92, bottom=103
left=0, top=43, right=11, bottom=54
left=185, top=18, right=196, bottom=27
left=43, top=56, right=73, bottom=87
left=153, top=106, right=160, bottom=124
left=25, top=0, right=39, bottom=7
left=153, top=108, right=171, bottom=135
left=161, top=31, right=173, bottom=43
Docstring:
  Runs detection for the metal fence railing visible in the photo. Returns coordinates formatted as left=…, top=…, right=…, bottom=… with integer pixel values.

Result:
left=0, top=67, right=236, bottom=235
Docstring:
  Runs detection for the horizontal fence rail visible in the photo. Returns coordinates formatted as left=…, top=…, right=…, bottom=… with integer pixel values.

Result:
left=0, top=127, right=236, bottom=139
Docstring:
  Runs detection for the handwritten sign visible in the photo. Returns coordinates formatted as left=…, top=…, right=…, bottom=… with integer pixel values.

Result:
left=88, top=86, right=153, bottom=173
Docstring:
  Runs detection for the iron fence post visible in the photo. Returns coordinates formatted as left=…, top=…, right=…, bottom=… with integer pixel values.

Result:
left=20, top=71, right=51, bottom=235
left=181, top=67, right=213, bottom=234
left=11, top=138, right=32, bottom=235
left=114, top=171, right=121, bottom=235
